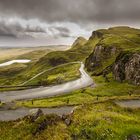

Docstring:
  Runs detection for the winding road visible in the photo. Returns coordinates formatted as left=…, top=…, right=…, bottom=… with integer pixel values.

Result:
left=0, top=62, right=93, bottom=103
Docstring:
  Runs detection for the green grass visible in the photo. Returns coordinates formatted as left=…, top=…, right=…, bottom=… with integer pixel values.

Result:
left=69, top=101, right=140, bottom=140
left=1, top=101, right=140, bottom=140
left=86, top=26, right=140, bottom=76
left=0, top=114, right=70, bottom=140
left=1, top=26, right=140, bottom=139
left=25, top=63, right=80, bottom=86
left=0, top=49, right=51, bottom=86
left=0, top=63, right=81, bottom=92
left=0, top=103, right=2, bottom=107
left=16, top=73, right=140, bottom=108
left=0, top=37, right=92, bottom=88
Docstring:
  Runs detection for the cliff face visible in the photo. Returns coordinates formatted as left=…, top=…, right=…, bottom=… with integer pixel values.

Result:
left=85, top=45, right=120, bottom=75
left=85, top=26, right=140, bottom=85
left=89, top=31, right=103, bottom=40
left=113, top=52, right=140, bottom=85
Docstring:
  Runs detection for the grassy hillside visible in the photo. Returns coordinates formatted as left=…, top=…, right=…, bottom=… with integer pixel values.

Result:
left=0, top=46, right=70, bottom=87
left=0, top=26, right=140, bottom=140
left=23, top=63, right=80, bottom=86
left=0, top=37, right=96, bottom=87
left=85, top=26, right=140, bottom=85
left=1, top=100, right=140, bottom=140
left=98, top=26, right=140, bottom=51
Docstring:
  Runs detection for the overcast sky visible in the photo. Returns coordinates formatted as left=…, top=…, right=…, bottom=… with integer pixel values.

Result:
left=0, top=0, right=140, bottom=47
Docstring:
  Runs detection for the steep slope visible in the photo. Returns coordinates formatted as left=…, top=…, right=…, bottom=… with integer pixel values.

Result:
left=85, top=26, right=140, bottom=85
left=0, top=37, right=92, bottom=86
left=27, top=37, right=89, bottom=74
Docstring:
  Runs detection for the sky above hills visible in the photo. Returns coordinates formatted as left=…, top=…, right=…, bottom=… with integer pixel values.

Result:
left=0, top=0, right=140, bottom=47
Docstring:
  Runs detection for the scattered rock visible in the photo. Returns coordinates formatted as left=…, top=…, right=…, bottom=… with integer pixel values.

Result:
left=29, top=108, right=43, bottom=122
left=62, top=114, right=71, bottom=126
left=62, top=114, right=67, bottom=120
left=33, top=120, right=47, bottom=135
left=65, top=118, right=71, bottom=126
left=127, top=134, right=139, bottom=140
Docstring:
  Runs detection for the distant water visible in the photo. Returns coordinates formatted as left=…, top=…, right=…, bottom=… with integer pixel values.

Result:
left=0, top=60, right=31, bottom=67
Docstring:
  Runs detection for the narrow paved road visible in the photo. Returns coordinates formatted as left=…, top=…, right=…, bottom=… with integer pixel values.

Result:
left=115, top=100, right=140, bottom=108
left=0, top=62, right=93, bottom=103
left=0, top=106, right=75, bottom=121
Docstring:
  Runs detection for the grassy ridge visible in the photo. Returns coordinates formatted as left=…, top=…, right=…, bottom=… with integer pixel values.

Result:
left=98, top=26, right=140, bottom=51
left=0, top=36, right=98, bottom=87
left=24, top=63, right=81, bottom=86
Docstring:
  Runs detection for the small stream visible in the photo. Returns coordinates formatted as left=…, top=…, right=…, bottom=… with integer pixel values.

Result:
left=0, top=59, right=31, bottom=67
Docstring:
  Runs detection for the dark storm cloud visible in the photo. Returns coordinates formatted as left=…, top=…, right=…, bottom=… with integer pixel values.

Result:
left=0, top=0, right=140, bottom=23
left=48, top=26, right=71, bottom=38
left=0, top=21, right=46, bottom=38
left=0, top=21, right=23, bottom=37
left=53, top=27, right=70, bottom=34
left=25, top=25, right=46, bottom=33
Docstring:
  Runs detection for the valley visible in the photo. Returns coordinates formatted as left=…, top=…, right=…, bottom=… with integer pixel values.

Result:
left=0, top=26, right=140, bottom=140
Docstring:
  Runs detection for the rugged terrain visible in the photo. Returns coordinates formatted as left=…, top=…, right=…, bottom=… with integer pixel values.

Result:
left=0, top=26, right=140, bottom=140
left=85, top=26, right=140, bottom=85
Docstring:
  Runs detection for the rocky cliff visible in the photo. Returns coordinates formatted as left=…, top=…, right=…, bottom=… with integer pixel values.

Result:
left=85, top=45, right=120, bottom=75
left=113, top=52, right=140, bottom=85
left=85, top=26, right=140, bottom=85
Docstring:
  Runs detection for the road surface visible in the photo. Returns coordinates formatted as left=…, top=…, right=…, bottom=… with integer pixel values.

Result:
left=0, top=106, right=75, bottom=121
left=0, top=62, right=93, bottom=102
left=115, top=100, right=140, bottom=108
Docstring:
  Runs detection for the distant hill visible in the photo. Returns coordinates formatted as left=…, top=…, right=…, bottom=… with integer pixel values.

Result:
left=0, top=26, right=140, bottom=86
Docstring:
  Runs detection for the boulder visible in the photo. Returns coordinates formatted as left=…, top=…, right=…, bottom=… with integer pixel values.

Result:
left=64, top=118, right=71, bottom=126
left=29, top=108, right=44, bottom=122
left=62, top=114, right=71, bottom=126
left=127, top=134, right=139, bottom=140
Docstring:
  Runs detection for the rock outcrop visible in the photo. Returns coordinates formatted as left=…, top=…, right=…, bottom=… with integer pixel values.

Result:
left=113, top=52, right=140, bottom=85
left=86, top=44, right=140, bottom=85
left=72, top=37, right=87, bottom=47
left=85, top=45, right=120, bottom=75
left=89, top=31, right=103, bottom=40
left=29, top=108, right=44, bottom=122
left=127, top=134, right=139, bottom=140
